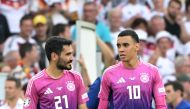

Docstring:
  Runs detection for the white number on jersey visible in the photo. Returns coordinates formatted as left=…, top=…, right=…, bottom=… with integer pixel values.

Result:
left=54, top=95, right=69, bottom=109
left=127, top=85, right=141, bottom=99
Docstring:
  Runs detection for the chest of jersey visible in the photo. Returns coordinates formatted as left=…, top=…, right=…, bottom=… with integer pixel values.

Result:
left=38, top=78, right=78, bottom=109
left=109, top=71, right=153, bottom=108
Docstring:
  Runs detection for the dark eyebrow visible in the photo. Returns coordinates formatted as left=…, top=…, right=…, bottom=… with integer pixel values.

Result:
left=122, top=42, right=129, bottom=45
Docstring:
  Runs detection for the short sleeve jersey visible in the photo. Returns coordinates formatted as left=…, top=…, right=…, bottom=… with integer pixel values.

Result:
left=99, top=61, right=166, bottom=109
left=24, top=69, right=88, bottom=109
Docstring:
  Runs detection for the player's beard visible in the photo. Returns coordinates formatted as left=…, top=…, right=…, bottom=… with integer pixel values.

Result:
left=56, top=58, right=72, bottom=70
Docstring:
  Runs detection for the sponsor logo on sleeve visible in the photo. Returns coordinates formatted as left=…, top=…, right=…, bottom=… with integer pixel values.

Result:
left=158, top=87, right=165, bottom=93
left=82, top=93, right=88, bottom=99
left=23, top=97, right=31, bottom=107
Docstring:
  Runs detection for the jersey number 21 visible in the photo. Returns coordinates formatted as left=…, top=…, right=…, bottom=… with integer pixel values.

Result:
left=54, top=95, right=69, bottom=109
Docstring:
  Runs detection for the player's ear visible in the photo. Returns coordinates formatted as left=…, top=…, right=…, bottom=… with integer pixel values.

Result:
left=135, top=43, right=140, bottom=51
left=51, top=52, right=58, bottom=61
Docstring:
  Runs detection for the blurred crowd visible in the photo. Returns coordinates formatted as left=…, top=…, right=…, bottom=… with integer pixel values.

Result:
left=0, top=0, right=190, bottom=109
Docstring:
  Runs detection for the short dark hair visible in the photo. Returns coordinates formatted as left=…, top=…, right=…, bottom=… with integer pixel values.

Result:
left=131, top=18, right=148, bottom=30
left=19, top=42, right=34, bottom=58
left=20, top=14, right=33, bottom=26
left=83, top=1, right=98, bottom=11
left=6, top=76, right=21, bottom=88
left=52, top=24, right=68, bottom=36
left=165, top=81, right=184, bottom=96
left=169, top=0, right=182, bottom=8
left=118, top=29, right=139, bottom=43
left=45, top=37, right=72, bottom=61
left=84, top=1, right=97, bottom=7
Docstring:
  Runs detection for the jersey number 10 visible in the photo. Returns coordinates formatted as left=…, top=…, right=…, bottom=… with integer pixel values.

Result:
left=127, top=85, right=141, bottom=99
left=54, top=95, right=69, bottom=109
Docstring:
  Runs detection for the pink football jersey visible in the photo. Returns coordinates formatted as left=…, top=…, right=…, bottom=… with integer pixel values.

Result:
left=23, top=69, right=88, bottom=109
left=99, top=61, right=166, bottom=109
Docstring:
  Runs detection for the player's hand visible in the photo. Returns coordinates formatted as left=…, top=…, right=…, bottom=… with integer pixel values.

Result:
left=77, top=55, right=86, bottom=68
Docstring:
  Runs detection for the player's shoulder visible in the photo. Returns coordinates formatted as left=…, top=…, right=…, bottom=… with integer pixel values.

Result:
left=25, top=70, right=45, bottom=95
left=104, top=62, right=121, bottom=73
left=29, top=70, right=45, bottom=83
left=141, top=61, right=158, bottom=71
left=66, top=70, right=83, bottom=80
left=102, top=62, right=121, bottom=78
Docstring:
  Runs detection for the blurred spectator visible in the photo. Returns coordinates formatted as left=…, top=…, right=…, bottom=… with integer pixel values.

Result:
left=183, top=42, right=190, bottom=56
left=0, top=76, right=23, bottom=109
left=72, top=1, right=114, bottom=68
left=184, top=0, right=190, bottom=32
left=2, top=51, right=21, bottom=73
left=177, top=74, right=190, bottom=101
left=149, top=31, right=176, bottom=83
left=96, top=0, right=113, bottom=24
left=1, top=66, right=11, bottom=74
left=149, top=15, right=166, bottom=36
left=52, top=24, right=71, bottom=40
left=33, top=14, right=48, bottom=70
left=182, top=0, right=190, bottom=43
left=175, top=55, right=190, bottom=76
left=112, top=0, right=124, bottom=7
left=62, top=0, right=83, bottom=24
left=72, top=1, right=112, bottom=44
left=46, top=0, right=68, bottom=25
left=3, top=14, right=36, bottom=56
left=0, top=0, right=29, bottom=34
left=164, top=0, right=189, bottom=43
left=122, top=0, right=150, bottom=27
left=150, top=0, right=165, bottom=18
left=150, top=15, right=185, bottom=57
left=0, top=13, right=10, bottom=62
left=131, top=17, right=148, bottom=32
left=135, top=29, right=150, bottom=62
left=45, top=0, right=69, bottom=37
left=15, top=42, right=39, bottom=85
left=0, top=13, right=10, bottom=45
left=28, top=0, right=49, bottom=13
left=165, top=81, right=190, bottom=109
left=107, top=8, right=125, bottom=55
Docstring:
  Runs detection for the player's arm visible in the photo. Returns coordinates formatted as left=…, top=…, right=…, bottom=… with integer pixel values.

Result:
left=77, top=73, right=89, bottom=108
left=153, top=68, right=167, bottom=109
left=98, top=71, right=111, bottom=109
left=23, top=79, right=39, bottom=109
left=155, top=96, right=167, bottom=109
left=78, top=103, right=88, bottom=109
left=98, top=99, right=109, bottom=109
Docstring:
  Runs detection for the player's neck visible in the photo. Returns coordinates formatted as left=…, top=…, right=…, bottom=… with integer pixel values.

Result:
left=173, top=97, right=182, bottom=108
left=123, top=57, right=139, bottom=69
left=46, top=65, right=63, bottom=79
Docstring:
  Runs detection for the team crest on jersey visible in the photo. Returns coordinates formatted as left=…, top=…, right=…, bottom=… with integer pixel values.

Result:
left=66, top=81, right=75, bottom=91
left=23, top=97, right=31, bottom=107
left=140, top=73, right=149, bottom=83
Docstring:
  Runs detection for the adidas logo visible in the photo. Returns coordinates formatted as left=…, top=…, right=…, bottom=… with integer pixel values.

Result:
left=117, top=77, right=126, bottom=84
left=44, top=88, right=53, bottom=95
